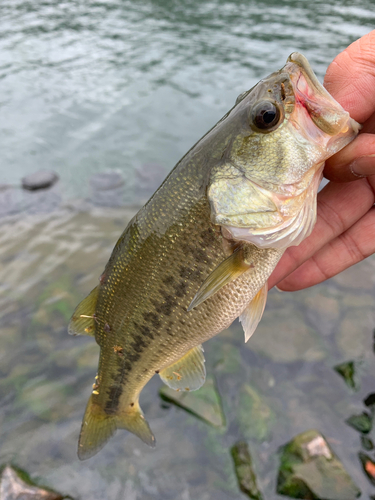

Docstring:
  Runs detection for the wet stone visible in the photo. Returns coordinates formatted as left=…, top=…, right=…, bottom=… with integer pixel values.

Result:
left=231, top=441, right=263, bottom=500
left=89, top=171, right=125, bottom=207
left=333, top=361, right=357, bottom=390
left=360, top=435, right=374, bottom=451
left=89, top=171, right=124, bottom=191
left=159, top=376, right=225, bottom=428
left=277, top=429, right=361, bottom=499
left=0, top=465, right=68, bottom=500
left=21, top=171, right=59, bottom=191
left=364, top=393, right=375, bottom=408
left=346, top=412, right=372, bottom=434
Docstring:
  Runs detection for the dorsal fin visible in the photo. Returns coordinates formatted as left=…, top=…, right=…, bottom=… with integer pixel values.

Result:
left=68, top=286, right=99, bottom=337
left=239, top=283, right=268, bottom=342
left=188, top=247, right=251, bottom=311
left=159, top=345, right=206, bottom=391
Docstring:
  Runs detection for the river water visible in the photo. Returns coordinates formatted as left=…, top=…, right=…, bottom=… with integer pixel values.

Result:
left=1, top=1, right=375, bottom=499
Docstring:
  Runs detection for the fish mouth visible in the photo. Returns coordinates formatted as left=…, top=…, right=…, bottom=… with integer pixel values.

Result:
left=284, top=52, right=360, bottom=156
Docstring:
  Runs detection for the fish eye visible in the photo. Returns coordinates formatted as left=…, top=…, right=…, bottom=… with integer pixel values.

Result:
left=250, top=101, right=282, bottom=133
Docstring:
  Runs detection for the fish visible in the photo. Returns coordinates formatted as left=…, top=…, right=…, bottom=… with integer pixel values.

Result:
left=69, top=52, right=360, bottom=460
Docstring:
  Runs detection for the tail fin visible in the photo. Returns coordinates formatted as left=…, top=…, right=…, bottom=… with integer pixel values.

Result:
left=117, top=402, right=156, bottom=448
left=78, top=395, right=117, bottom=460
left=77, top=395, right=155, bottom=460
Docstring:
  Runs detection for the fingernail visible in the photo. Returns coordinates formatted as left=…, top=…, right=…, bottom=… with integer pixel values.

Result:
left=350, top=154, right=375, bottom=178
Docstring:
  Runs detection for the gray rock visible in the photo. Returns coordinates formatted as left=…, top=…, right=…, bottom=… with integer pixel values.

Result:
left=89, top=171, right=124, bottom=191
left=277, top=429, right=360, bottom=499
left=21, top=171, right=59, bottom=191
left=89, top=171, right=125, bottom=207
left=0, top=465, right=66, bottom=500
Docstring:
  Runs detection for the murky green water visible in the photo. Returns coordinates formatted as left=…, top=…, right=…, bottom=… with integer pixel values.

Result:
left=1, top=1, right=375, bottom=499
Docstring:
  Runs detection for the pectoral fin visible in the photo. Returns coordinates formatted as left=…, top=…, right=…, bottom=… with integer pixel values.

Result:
left=68, top=286, right=98, bottom=337
left=188, top=247, right=251, bottom=311
left=159, top=345, right=206, bottom=391
left=239, top=283, right=268, bottom=343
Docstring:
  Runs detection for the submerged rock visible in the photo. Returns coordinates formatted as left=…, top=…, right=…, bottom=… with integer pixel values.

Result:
left=237, top=384, right=274, bottom=442
left=333, top=361, right=357, bottom=390
left=0, top=465, right=67, bottom=500
left=89, top=171, right=125, bottom=207
left=346, top=412, right=372, bottom=434
left=277, top=430, right=360, bottom=499
left=360, top=435, right=374, bottom=451
left=21, top=171, right=59, bottom=191
left=231, top=441, right=263, bottom=500
left=159, top=376, right=225, bottom=428
left=364, top=393, right=375, bottom=408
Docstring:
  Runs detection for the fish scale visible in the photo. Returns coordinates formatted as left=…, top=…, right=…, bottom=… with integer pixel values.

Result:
left=69, top=52, right=360, bottom=459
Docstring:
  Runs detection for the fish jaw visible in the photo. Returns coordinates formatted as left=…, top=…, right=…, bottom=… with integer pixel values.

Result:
left=209, top=52, right=360, bottom=250
left=285, top=52, right=361, bottom=159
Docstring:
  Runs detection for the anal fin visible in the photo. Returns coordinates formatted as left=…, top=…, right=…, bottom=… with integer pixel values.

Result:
left=159, top=345, right=206, bottom=391
left=239, top=283, right=268, bottom=343
left=188, top=247, right=251, bottom=311
left=68, top=286, right=98, bottom=337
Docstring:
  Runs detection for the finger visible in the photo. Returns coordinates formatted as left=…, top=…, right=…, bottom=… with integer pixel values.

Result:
left=324, top=30, right=375, bottom=123
left=324, top=133, right=375, bottom=182
left=268, top=177, right=375, bottom=289
left=275, top=205, right=375, bottom=291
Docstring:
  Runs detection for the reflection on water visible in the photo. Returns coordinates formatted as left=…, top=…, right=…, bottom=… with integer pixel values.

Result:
left=0, top=0, right=375, bottom=498
left=0, top=0, right=373, bottom=202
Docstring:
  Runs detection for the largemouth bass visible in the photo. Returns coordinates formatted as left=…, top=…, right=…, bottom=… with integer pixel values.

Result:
left=69, top=53, right=360, bottom=460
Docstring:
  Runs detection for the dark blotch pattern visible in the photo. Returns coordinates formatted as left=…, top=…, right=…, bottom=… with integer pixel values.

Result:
left=174, top=281, right=188, bottom=298
left=143, top=311, right=161, bottom=329
left=105, top=384, right=123, bottom=415
left=162, top=275, right=175, bottom=286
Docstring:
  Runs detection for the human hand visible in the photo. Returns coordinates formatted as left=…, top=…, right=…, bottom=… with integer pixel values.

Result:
left=269, top=30, right=375, bottom=291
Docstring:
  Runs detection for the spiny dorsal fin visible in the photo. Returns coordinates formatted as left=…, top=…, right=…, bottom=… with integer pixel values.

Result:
left=68, top=286, right=98, bottom=337
left=239, top=283, right=268, bottom=343
left=188, top=247, right=251, bottom=311
left=159, top=345, right=206, bottom=391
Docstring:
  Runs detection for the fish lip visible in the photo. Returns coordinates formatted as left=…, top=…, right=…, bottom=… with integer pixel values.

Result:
left=283, top=52, right=361, bottom=146
left=284, top=52, right=338, bottom=113
left=286, top=52, right=326, bottom=98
